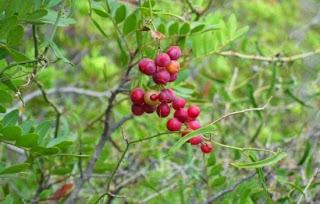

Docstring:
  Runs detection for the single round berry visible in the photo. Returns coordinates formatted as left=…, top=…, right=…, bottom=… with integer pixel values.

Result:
left=131, top=104, right=144, bottom=116
left=143, top=103, right=156, bottom=114
left=188, top=120, right=201, bottom=130
left=159, top=89, right=175, bottom=103
left=138, top=58, right=156, bottom=75
left=166, top=46, right=181, bottom=60
left=153, top=70, right=170, bottom=85
left=130, top=88, right=144, bottom=105
left=166, top=118, right=182, bottom=131
left=155, top=53, right=171, bottom=67
left=156, top=103, right=171, bottom=118
left=172, top=98, right=186, bottom=110
left=187, top=116, right=197, bottom=122
left=174, top=108, right=188, bottom=123
left=166, top=60, right=179, bottom=74
left=188, top=136, right=203, bottom=145
left=200, top=142, right=213, bottom=154
left=188, top=105, right=200, bottom=118
left=144, top=90, right=160, bottom=106
left=169, top=73, right=178, bottom=82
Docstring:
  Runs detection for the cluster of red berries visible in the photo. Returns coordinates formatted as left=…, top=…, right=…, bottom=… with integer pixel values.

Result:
left=130, top=46, right=213, bottom=154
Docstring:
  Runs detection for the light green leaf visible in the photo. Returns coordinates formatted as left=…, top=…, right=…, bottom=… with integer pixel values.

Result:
left=16, top=133, right=39, bottom=148
left=31, top=146, right=60, bottom=155
left=180, top=22, right=190, bottom=35
left=35, top=120, right=52, bottom=138
left=169, top=22, right=179, bottom=35
left=211, top=176, right=226, bottom=187
left=0, top=126, right=22, bottom=141
left=231, top=151, right=287, bottom=169
left=123, top=12, right=137, bottom=35
left=47, top=136, right=75, bottom=148
left=0, top=163, right=30, bottom=175
left=7, top=25, right=24, bottom=47
left=49, top=41, right=72, bottom=64
left=2, top=110, right=19, bottom=126
left=25, top=9, right=48, bottom=23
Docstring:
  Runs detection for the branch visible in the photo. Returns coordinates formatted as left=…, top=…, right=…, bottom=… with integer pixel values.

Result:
left=34, top=79, right=62, bottom=138
left=203, top=173, right=256, bottom=204
left=216, top=48, right=320, bottom=63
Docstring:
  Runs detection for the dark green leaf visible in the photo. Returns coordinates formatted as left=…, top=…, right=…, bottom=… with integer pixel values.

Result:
left=211, top=176, right=226, bottom=187
left=0, top=90, right=12, bottom=104
left=0, top=126, right=22, bottom=141
left=92, top=8, right=109, bottom=18
left=180, top=23, right=190, bottom=35
left=31, top=146, right=60, bottom=155
left=169, top=22, right=179, bottom=35
left=114, top=5, right=126, bottom=23
left=26, top=9, right=48, bottom=22
left=0, top=105, right=5, bottom=113
left=209, top=164, right=223, bottom=176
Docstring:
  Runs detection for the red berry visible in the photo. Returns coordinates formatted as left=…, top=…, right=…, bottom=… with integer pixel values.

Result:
left=159, top=89, right=175, bottom=103
left=188, top=105, right=200, bottom=118
left=188, top=120, right=201, bottom=130
left=166, top=118, right=182, bottom=131
left=155, top=53, right=171, bottom=67
left=172, top=98, right=186, bottom=110
left=143, top=103, right=156, bottom=114
left=156, top=103, right=171, bottom=118
left=130, top=88, right=144, bottom=104
left=174, top=108, right=188, bottom=123
left=166, top=46, right=181, bottom=60
left=169, top=73, right=178, bottom=82
left=138, top=58, right=156, bottom=75
left=144, top=90, right=160, bottom=106
left=188, top=136, right=203, bottom=145
left=153, top=70, right=170, bottom=85
left=187, top=116, right=197, bottom=122
left=131, top=104, right=144, bottom=116
left=166, top=60, right=179, bottom=74
left=200, top=142, right=213, bottom=154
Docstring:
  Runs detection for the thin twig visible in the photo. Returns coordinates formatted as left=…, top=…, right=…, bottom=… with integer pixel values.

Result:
left=34, top=79, right=62, bottom=138
left=216, top=48, right=320, bottom=63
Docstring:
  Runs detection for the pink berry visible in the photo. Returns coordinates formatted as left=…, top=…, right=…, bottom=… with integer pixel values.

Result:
left=143, top=103, right=156, bottom=114
left=166, top=118, right=182, bottom=131
left=153, top=70, right=170, bottom=85
left=130, top=88, right=144, bottom=105
left=169, top=73, right=178, bottom=82
left=188, top=136, right=203, bottom=145
left=200, top=142, right=213, bottom=154
left=166, top=46, right=181, bottom=60
left=174, top=108, right=188, bottom=123
left=138, top=58, right=156, bottom=75
left=172, top=98, right=186, bottom=110
left=156, top=103, right=171, bottom=118
left=188, top=120, right=201, bottom=130
left=188, top=105, right=200, bottom=118
left=131, top=104, right=144, bottom=116
left=159, top=89, right=175, bottom=103
left=155, top=53, right=171, bottom=67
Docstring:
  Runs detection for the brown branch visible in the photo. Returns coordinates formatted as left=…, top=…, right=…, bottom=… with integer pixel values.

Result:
left=216, top=48, right=320, bottom=63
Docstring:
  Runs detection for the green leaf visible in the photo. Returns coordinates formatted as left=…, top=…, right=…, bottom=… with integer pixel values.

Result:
left=0, top=105, right=5, bottom=113
left=7, top=25, right=24, bottom=47
left=180, top=23, right=190, bottom=35
left=0, top=90, right=12, bottom=104
left=0, top=16, right=18, bottom=38
left=169, top=22, right=179, bottom=35
left=47, top=136, right=75, bottom=148
left=123, top=12, right=137, bottom=35
left=114, top=5, right=126, bottom=23
left=207, top=154, right=216, bottom=166
left=25, top=9, right=48, bottom=23
left=92, top=8, right=108, bottom=18
left=39, top=10, right=76, bottom=26
left=16, top=133, right=39, bottom=148
left=0, top=163, right=30, bottom=175
left=49, top=41, right=72, bottom=64
left=35, top=120, right=52, bottom=138
left=298, top=141, right=311, bottom=165
left=191, top=23, right=205, bottom=34
left=52, top=167, right=72, bottom=175
left=167, top=124, right=215, bottom=155
left=209, top=164, right=223, bottom=176
left=2, top=110, right=19, bottom=126
left=0, top=126, right=22, bottom=141
left=91, top=18, right=108, bottom=38
left=31, top=146, right=60, bottom=155
left=6, top=47, right=30, bottom=62
left=211, top=176, right=226, bottom=187
left=231, top=151, right=287, bottom=169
